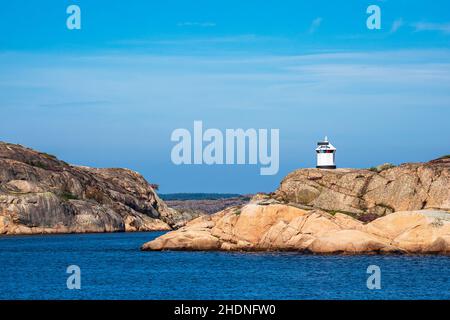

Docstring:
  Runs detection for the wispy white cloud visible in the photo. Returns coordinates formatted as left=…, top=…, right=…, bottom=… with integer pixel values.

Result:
left=111, top=34, right=273, bottom=46
left=2, top=49, right=450, bottom=112
left=309, top=17, right=323, bottom=34
left=39, top=100, right=110, bottom=108
left=412, top=22, right=450, bottom=34
left=1, top=49, right=449, bottom=179
left=177, top=22, right=216, bottom=27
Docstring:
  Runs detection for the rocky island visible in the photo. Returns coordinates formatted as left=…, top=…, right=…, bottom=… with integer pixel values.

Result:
left=0, top=142, right=193, bottom=234
left=142, top=157, right=450, bottom=254
left=2, top=140, right=449, bottom=254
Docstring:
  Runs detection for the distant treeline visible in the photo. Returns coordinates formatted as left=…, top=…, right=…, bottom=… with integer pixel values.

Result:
left=159, top=193, right=244, bottom=201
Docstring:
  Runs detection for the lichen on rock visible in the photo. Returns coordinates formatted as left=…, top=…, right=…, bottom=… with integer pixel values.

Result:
left=0, top=142, right=185, bottom=234
left=273, top=158, right=450, bottom=220
left=142, top=157, right=450, bottom=254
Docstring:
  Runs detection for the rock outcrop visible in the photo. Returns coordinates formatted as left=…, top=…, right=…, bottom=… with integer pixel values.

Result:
left=142, top=157, right=450, bottom=254
left=273, top=158, right=450, bottom=220
left=141, top=202, right=450, bottom=254
left=0, top=142, right=182, bottom=234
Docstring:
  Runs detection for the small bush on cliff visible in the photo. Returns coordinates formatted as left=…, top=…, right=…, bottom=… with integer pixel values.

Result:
left=327, top=209, right=359, bottom=219
left=60, top=192, right=78, bottom=201
left=24, top=160, right=49, bottom=170
left=368, top=163, right=396, bottom=173
left=40, top=152, right=57, bottom=160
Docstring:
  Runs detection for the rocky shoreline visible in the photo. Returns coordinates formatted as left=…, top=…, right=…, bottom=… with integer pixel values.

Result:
left=141, top=202, right=450, bottom=254
left=2, top=141, right=450, bottom=254
left=0, top=142, right=192, bottom=235
left=142, top=157, right=450, bottom=254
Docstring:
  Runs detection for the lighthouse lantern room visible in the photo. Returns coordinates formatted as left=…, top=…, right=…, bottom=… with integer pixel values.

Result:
left=316, top=136, right=336, bottom=169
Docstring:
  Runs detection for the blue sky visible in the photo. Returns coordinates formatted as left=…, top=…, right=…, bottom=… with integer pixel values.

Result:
left=1, top=0, right=450, bottom=193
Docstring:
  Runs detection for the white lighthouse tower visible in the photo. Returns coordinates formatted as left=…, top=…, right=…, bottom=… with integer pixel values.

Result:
left=316, top=136, right=336, bottom=169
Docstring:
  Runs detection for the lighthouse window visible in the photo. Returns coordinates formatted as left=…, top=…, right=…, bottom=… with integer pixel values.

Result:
left=316, top=150, right=334, bottom=153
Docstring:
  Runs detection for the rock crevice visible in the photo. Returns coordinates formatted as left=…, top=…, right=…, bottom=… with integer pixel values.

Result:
left=142, top=203, right=450, bottom=254
left=0, top=142, right=181, bottom=234
left=142, top=158, right=450, bottom=254
left=273, top=159, right=450, bottom=219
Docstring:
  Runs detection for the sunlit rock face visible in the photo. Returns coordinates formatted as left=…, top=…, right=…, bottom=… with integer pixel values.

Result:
left=142, top=202, right=450, bottom=254
left=273, top=158, right=450, bottom=220
left=142, top=157, right=450, bottom=254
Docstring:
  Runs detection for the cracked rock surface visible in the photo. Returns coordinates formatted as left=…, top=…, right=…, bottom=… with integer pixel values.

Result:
left=142, top=158, right=450, bottom=254
left=141, top=203, right=450, bottom=254
left=273, top=158, right=449, bottom=220
left=0, top=142, right=181, bottom=234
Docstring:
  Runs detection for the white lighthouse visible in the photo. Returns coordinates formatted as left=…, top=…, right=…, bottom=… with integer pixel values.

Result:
left=316, top=136, right=336, bottom=169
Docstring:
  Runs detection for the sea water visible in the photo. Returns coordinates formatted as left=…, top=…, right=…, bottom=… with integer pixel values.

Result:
left=0, top=232, right=448, bottom=300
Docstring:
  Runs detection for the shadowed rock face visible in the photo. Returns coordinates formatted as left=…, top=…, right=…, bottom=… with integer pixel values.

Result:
left=0, top=142, right=180, bottom=234
left=273, top=158, right=450, bottom=220
left=141, top=202, right=450, bottom=254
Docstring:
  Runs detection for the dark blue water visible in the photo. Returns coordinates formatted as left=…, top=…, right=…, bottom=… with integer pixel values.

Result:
left=0, top=232, right=449, bottom=300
